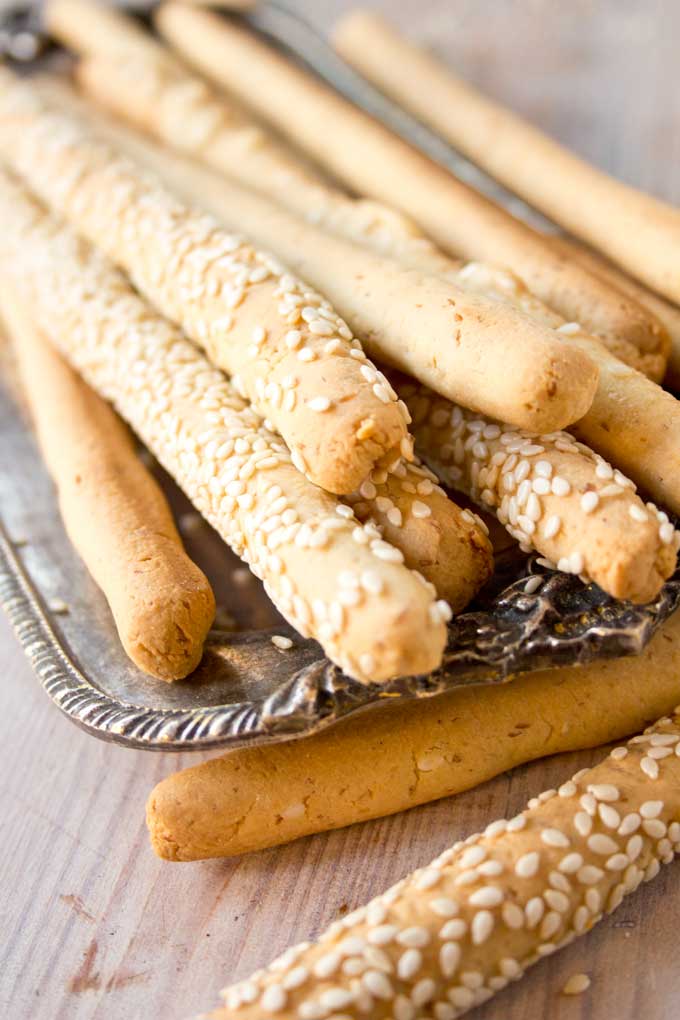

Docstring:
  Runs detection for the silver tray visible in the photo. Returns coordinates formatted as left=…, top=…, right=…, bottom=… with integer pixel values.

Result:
left=1, top=4, right=679, bottom=752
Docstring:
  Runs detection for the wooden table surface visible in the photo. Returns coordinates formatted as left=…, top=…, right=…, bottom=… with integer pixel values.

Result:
left=3, top=1, right=680, bottom=1018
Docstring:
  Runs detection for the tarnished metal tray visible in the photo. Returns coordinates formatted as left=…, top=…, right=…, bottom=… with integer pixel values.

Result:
left=3, top=357, right=680, bottom=752
left=1, top=2, right=680, bottom=752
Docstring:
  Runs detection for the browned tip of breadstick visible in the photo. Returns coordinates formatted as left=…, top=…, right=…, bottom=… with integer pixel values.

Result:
left=348, top=461, right=494, bottom=611
left=1, top=293, right=215, bottom=681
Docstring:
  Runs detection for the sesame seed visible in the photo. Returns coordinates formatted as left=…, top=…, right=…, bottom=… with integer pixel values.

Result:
left=471, top=910, right=494, bottom=945
left=397, top=926, right=430, bottom=948
left=261, top=984, right=287, bottom=1012
left=551, top=476, right=570, bottom=496
left=515, top=852, right=540, bottom=878
left=469, top=886, right=504, bottom=907
left=411, top=500, right=432, bottom=519
left=306, top=396, right=332, bottom=412
left=641, top=756, right=660, bottom=779
left=587, top=833, right=619, bottom=855
left=541, top=828, right=570, bottom=848
left=271, top=635, right=293, bottom=650
left=580, top=491, right=599, bottom=514
left=562, top=973, right=591, bottom=996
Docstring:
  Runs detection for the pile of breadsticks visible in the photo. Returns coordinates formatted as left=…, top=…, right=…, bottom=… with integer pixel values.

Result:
left=3, top=0, right=680, bottom=688
left=3, top=0, right=680, bottom=1016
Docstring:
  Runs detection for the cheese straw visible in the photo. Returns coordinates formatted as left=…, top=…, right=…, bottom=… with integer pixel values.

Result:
left=0, top=166, right=448, bottom=683
left=211, top=705, right=680, bottom=1019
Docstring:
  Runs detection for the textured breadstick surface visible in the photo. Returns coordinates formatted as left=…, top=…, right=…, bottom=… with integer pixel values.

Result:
left=147, top=608, right=680, bottom=862
left=399, top=378, right=678, bottom=603
left=334, top=10, right=680, bottom=305
left=345, top=459, right=493, bottom=613
left=1, top=291, right=215, bottom=681
left=156, top=2, right=666, bottom=364
left=566, top=337, right=680, bottom=517
left=15, top=81, right=494, bottom=613
left=0, top=170, right=447, bottom=683
left=453, top=259, right=664, bottom=382
left=52, top=93, right=597, bottom=436
left=551, top=235, right=680, bottom=388
left=207, top=691, right=680, bottom=1019
left=49, top=0, right=455, bottom=266
left=441, top=260, right=680, bottom=515
left=0, top=68, right=409, bottom=496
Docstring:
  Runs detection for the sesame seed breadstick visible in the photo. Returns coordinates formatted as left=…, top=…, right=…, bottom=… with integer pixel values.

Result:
left=434, top=260, right=680, bottom=515
left=209, top=703, right=680, bottom=1019
left=334, top=10, right=680, bottom=305
left=0, top=170, right=447, bottom=683
left=36, top=83, right=680, bottom=527
left=149, top=607, right=680, bottom=861
left=18, top=83, right=496, bottom=613
left=0, top=68, right=409, bottom=496
left=0, top=289, right=215, bottom=681
left=4, top=70, right=597, bottom=436
left=155, top=2, right=667, bottom=370
left=551, top=235, right=680, bottom=390
left=345, top=459, right=493, bottom=613
left=399, top=378, right=678, bottom=604
left=75, top=89, right=660, bottom=385
left=46, top=0, right=452, bottom=267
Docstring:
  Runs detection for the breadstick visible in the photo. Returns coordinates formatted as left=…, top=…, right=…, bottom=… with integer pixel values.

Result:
left=38, top=84, right=680, bottom=522
left=0, top=290, right=215, bottom=681
left=208, top=703, right=680, bottom=1018
left=0, top=71, right=598, bottom=438
left=0, top=68, right=411, bottom=496
left=68, top=95, right=661, bottom=384
left=148, top=607, right=680, bottom=861
left=18, top=84, right=495, bottom=612
left=47, top=95, right=679, bottom=522
left=447, top=261, right=680, bottom=514
left=399, top=377, right=677, bottom=603
left=0, top=169, right=448, bottom=683
left=334, top=10, right=680, bottom=305
left=551, top=235, right=680, bottom=390
left=155, top=2, right=668, bottom=369
left=46, top=0, right=452, bottom=267
left=345, top=459, right=493, bottom=613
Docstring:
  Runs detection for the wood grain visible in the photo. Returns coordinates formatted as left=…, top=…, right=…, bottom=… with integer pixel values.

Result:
left=2, top=1, right=680, bottom=1018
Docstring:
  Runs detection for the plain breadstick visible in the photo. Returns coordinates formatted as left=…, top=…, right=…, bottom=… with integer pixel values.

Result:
left=0, top=71, right=599, bottom=438
left=0, top=68, right=410, bottom=496
left=0, top=170, right=448, bottom=683
left=398, top=377, right=678, bottom=603
left=334, top=10, right=680, bottom=304
left=1, top=291, right=215, bottom=681
left=208, top=702, right=680, bottom=1018
left=148, top=608, right=680, bottom=861
left=551, top=235, right=680, bottom=390
left=156, top=2, right=668, bottom=368
left=46, top=0, right=452, bottom=267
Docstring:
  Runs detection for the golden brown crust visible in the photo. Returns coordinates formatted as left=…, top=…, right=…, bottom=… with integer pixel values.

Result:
left=156, top=2, right=667, bottom=364
left=147, top=607, right=680, bottom=862
left=552, top=235, right=680, bottom=389
left=0, top=66, right=410, bottom=496
left=0, top=166, right=447, bottom=682
left=208, top=695, right=680, bottom=1018
left=0, top=291, right=215, bottom=680
left=333, top=8, right=680, bottom=305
